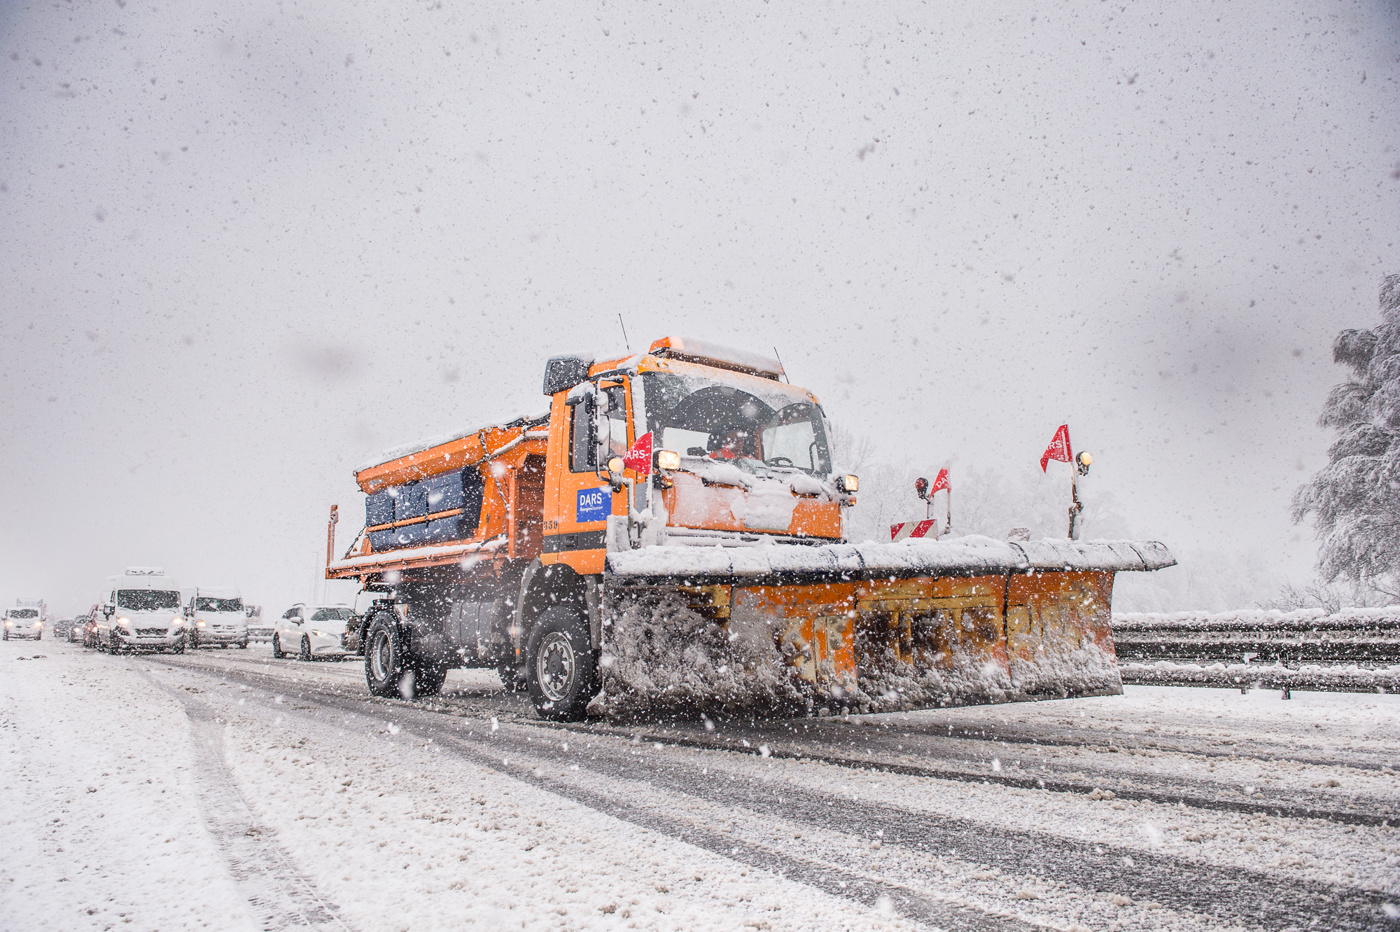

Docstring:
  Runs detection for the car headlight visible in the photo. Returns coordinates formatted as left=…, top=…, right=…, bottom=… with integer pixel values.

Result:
left=196, top=620, right=206, bottom=627
left=311, top=630, right=328, bottom=638
left=3, top=621, right=11, bottom=628
left=33, top=622, right=43, bottom=628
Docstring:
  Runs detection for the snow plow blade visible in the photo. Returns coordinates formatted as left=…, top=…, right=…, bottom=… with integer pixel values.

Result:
left=597, top=537, right=1174, bottom=720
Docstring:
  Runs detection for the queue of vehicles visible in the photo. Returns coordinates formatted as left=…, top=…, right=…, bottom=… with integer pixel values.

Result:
left=7, top=570, right=361, bottom=661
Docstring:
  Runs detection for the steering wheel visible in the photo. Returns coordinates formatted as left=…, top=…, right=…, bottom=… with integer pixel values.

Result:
left=768, top=456, right=794, bottom=467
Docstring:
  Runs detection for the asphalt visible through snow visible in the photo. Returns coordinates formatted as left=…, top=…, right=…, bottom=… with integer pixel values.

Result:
left=143, top=646, right=1400, bottom=932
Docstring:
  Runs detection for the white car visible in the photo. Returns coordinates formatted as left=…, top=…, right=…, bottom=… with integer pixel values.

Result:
left=3, top=608, right=43, bottom=641
left=272, top=604, right=354, bottom=661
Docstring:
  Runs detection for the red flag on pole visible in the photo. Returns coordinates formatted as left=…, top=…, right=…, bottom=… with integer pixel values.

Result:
left=1040, top=425, right=1072, bottom=472
left=624, top=432, right=653, bottom=475
left=930, top=467, right=950, bottom=494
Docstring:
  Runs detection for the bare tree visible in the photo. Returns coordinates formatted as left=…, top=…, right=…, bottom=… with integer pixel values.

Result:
left=1293, top=273, right=1400, bottom=601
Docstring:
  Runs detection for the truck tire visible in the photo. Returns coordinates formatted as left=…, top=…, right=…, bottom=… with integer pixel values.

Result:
left=272, top=633, right=285, bottom=659
left=525, top=606, right=598, bottom=721
left=172, top=638, right=185, bottom=655
left=365, top=614, right=410, bottom=698
left=299, top=636, right=311, bottom=662
left=413, top=659, right=448, bottom=698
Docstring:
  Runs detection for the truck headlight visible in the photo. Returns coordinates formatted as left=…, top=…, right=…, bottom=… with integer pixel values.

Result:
left=196, top=620, right=206, bottom=627
left=655, top=449, right=681, bottom=472
left=836, top=474, right=859, bottom=493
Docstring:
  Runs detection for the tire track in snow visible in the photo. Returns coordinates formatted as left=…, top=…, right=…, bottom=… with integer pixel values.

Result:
left=153, top=658, right=1397, bottom=932
left=142, top=673, right=352, bottom=931
left=154, top=651, right=1398, bottom=828
left=568, top=723, right=1398, bottom=828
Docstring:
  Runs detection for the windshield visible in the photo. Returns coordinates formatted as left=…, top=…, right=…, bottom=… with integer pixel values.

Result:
left=196, top=597, right=243, bottom=613
left=311, top=608, right=353, bottom=622
left=642, top=371, right=832, bottom=477
left=117, top=590, right=180, bottom=612
left=11, top=609, right=37, bottom=619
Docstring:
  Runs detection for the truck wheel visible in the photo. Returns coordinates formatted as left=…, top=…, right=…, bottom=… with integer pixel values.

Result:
left=525, top=606, right=598, bottom=722
left=365, top=614, right=410, bottom=698
left=172, top=638, right=185, bottom=655
left=238, top=640, right=248, bottom=649
left=272, top=634, right=285, bottom=659
left=299, top=636, right=311, bottom=662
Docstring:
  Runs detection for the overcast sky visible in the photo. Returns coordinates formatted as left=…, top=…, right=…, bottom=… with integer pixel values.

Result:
left=2, top=0, right=1397, bottom=616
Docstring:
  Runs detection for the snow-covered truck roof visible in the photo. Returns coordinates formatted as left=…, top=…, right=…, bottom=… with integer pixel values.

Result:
left=354, top=413, right=550, bottom=494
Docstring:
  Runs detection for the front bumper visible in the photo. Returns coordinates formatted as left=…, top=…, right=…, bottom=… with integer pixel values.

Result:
left=192, top=627, right=248, bottom=646
left=4, top=628, right=42, bottom=640
left=115, top=631, right=185, bottom=649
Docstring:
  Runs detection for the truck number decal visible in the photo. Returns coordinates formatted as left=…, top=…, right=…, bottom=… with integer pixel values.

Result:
left=576, top=487, right=610, bottom=524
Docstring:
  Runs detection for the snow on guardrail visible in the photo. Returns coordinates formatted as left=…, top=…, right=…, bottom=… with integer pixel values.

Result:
left=1111, top=607, right=1400, bottom=693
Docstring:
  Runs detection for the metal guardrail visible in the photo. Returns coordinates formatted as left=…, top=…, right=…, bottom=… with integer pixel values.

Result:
left=1112, top=608, right=1400, bottom=694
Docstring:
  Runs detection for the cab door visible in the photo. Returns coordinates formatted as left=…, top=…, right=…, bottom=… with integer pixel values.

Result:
left=541, top=377, right=633, bottom=575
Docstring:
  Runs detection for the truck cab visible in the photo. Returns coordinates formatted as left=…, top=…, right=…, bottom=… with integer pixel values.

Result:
left=537, top=337, right=853, bottom=580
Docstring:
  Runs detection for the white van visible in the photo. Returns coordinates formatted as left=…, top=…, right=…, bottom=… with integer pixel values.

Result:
left=185, top=586, right=249, bottom=649
left=97, top=568, right=186, bottom=654
left=3, top=606, right=43, bottom=641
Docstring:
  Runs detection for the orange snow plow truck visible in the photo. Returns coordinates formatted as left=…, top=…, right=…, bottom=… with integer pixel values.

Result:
left=327, top=337, right=1174, bottom=721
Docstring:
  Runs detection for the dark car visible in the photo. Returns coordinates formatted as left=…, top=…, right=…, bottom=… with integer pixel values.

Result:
left=81, top=605, right=102, bottom=648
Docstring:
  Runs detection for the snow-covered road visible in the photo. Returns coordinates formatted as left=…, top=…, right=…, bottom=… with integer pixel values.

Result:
left=4, top=639, right=1398, bottom=931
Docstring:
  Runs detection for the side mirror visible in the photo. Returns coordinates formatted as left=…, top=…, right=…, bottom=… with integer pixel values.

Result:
left=102, top=605, right=113, bottom=618
left=543, top=355, right=595, bottom=396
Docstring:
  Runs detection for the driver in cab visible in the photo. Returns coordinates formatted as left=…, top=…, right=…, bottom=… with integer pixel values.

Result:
left=707, top=427, right=757, bottom=461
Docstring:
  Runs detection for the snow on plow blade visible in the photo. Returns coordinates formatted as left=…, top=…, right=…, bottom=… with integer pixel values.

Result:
left=597, top=537, right=1175, bottom=720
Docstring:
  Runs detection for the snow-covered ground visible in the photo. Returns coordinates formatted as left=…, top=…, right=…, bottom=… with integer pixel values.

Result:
left=4, top=638, right=1398, bottom=931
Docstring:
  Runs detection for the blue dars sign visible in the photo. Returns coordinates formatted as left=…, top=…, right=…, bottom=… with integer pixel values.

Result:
left=576, top=486, right=611, bottom=524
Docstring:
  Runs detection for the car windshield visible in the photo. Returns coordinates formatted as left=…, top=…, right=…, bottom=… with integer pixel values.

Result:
left=196, top=597, right=243, bottom=613
left=117, top=590, right=180, bottom=612
left=641, top=371, right=832, bottom=477
left=11, top=609, right=37, bottom=619
left=311, top=608, right=353, bottom=622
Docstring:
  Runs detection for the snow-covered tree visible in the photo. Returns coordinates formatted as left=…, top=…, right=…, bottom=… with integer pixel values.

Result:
left=1293, top=273, right=1400, bottom=599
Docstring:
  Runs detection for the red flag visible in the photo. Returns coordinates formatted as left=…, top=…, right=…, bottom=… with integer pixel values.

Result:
left=929, top=467, right=950, bottom=494
left=623, top=432, right=653, bottom=475
left=1040, top=424, right=1072, bottom=472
